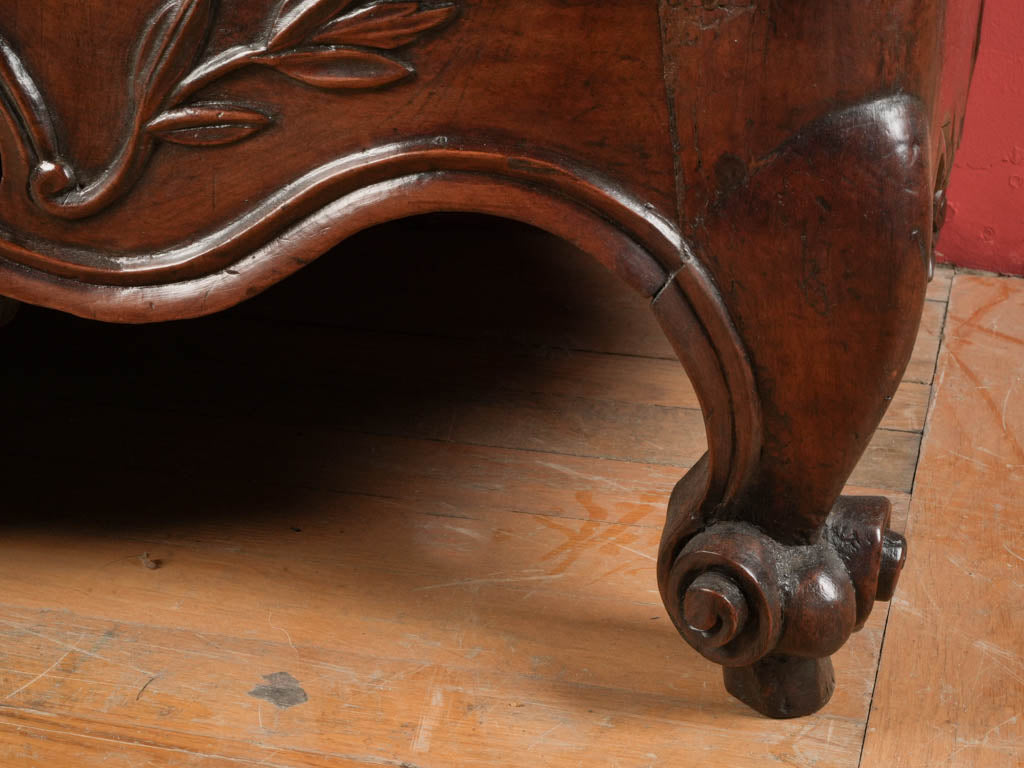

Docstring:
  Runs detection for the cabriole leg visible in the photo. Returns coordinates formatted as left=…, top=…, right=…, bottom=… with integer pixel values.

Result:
left=654, top=0, right=983, bottom=716
left=653, top=95, right=928, bottom=717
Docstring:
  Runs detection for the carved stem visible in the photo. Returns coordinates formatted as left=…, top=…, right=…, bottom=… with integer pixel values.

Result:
left=30, top=136, right=158, bottom=221
left=170, top=44, right=264, bottom=104
left=0, top=34, right=158, bottom=220
left=0, top=37, right=61, bottom=170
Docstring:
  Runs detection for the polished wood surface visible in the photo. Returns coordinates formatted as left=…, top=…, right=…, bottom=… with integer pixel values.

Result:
left=0, top=0, right=983, bottom=715
left=0, top=225, right=960, bottom=765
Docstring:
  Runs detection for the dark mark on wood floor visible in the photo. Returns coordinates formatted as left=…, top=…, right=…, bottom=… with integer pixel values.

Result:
left=248, top=672, right=309, bottom=709
left=140, top=552, right=160, bottom=570
left=136, top=676, right=157, bottom=701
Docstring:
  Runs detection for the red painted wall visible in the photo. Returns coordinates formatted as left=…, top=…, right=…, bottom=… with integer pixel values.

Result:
left=938, top=0, right=1024, bottom=275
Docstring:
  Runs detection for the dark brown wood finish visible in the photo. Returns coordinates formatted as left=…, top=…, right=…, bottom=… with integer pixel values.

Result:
left=0, top=0, right=982, bottom=717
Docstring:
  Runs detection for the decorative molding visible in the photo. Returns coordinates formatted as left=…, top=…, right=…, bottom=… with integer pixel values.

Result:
left=0, top=141, right=678, bottom=286
left=0, top=0, right=458, bottom=220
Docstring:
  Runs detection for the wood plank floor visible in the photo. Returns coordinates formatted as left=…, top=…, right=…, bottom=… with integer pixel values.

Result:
left=0, top=216, right=998, bottom=767
left=861, top=274, right=1024, bottom=768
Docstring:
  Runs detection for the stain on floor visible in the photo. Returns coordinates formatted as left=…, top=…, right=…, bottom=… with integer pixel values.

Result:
left=248, top=672, right=309, bottom=709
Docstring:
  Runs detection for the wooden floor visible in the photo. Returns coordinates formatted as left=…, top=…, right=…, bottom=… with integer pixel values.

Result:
left=0, top=217, right=1017, bottom=767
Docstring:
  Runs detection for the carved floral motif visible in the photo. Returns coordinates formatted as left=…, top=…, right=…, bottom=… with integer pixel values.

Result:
left=0, top=0, right=458, bottom=220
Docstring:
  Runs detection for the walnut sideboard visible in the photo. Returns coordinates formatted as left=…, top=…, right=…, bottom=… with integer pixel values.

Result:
left=0, top=0, right=983, bottom=718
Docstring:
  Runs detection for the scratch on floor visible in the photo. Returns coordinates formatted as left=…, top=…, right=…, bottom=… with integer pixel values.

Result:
left=945, top=555, right=990, bottom=581
left=944, top=714, right=1021, bottom=763
left=1003, top=542, right=1024, bottom=564
left=267, top=610, right=297, bottom=653
left=1001, top=375, right=1019, bottom=433
left=534, top=460, right=630, bottom=492
left=943, top=450, right=991, bottom=469
left=412, top=685, right=444, bottom=753
left=972, top=640, right=1024, bottom=687
left=611, top=542, right=655, bottom=561
left=414, top=573, right=566, bottom=591
left=4, top=639, right=80, bottom=700
left=0, top=620, right=155, bottom=678
left=437, top=523, right=485, bottom=541
left=526, top=724, right=561, bottom=751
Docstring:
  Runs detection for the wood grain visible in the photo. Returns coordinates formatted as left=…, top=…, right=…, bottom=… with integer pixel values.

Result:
left=0, top=473, right=901, bottom=768
left=0, top=0, right=981, bottom=731
left=861, top=274, right=1024, bottom=768
left=0, top=220, right=946, bottom=765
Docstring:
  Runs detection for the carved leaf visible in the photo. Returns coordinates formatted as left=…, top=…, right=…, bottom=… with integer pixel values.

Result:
left=0, top=37, right=62, bottom=161
left=0, top=0, right=460, bottom=219
left=146, top=104, right=272, bottom=146
left=312, top=3, right=457, bottom=49
left=268, top=0, right=354, bottom=52
left=133, top=2, right=177, bottom=95
left=133, top=0, right=214, bottom=112
left=267, top=47, right=412, bottom=89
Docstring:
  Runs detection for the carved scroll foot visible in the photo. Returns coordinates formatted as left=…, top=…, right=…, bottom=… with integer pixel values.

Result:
left=724, top=655, right=835, bottom=719
left=689, top=500, right=908, bottom=719
left=662, top=496, right=906, bottom=717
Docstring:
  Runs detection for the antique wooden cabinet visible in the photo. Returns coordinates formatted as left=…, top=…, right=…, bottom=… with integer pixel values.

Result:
left=0, top=0, right=983, bottom=717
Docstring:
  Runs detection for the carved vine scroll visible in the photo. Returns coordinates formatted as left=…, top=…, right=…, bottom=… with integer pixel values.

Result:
left=0, top=0, right=458, bottom=220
